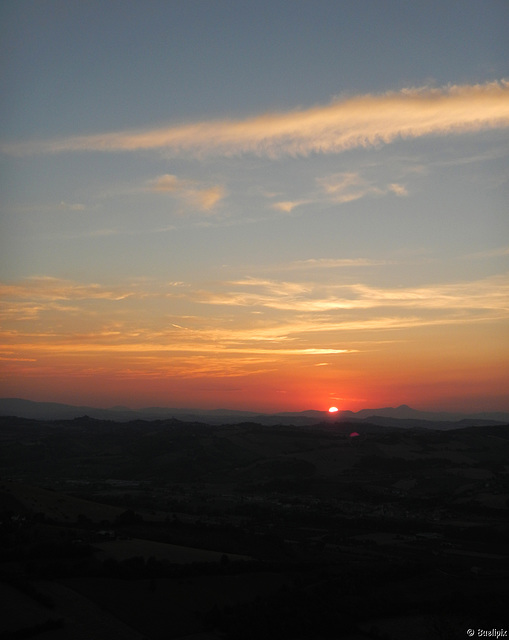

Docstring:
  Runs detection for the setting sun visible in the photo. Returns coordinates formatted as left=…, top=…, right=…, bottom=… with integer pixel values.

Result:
left=328, top=406, right=339, bottom=413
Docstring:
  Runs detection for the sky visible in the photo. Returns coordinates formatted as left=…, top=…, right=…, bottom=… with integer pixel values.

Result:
left=1, top=0, right=508, bottom=413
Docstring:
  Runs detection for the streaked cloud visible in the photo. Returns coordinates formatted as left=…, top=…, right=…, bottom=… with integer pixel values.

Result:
left=2, top=272, right=507, bottom=382
left=3, top=81, right=508, bottom=158
left=267, top=169, right=409, bottom=217
left=318, top=172, right=366, bottom=203
left=0, top=277, right=141, bottom=302
left=271, top=200, right=308, bottom=213
left=284, top=257, right=392, bottom=269
left=317, top=171, right=408, bottom=203
left=3, top=273, right=507, bottom=321
left=195, top=273, right=509, bottom=313
left=0, top=336, right=353, bottom=357
left=387, top=183, right=408, bottom=196
left=149, top=174, right=226, bottom=212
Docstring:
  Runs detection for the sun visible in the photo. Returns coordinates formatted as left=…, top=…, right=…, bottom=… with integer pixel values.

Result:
left=328, top=406, right=339, bottom=413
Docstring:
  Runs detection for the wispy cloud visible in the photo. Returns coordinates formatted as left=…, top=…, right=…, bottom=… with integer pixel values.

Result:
left=387, top=183, right=408, bottom=197
left=4, top=81, right=509, bottom=157
left=0, top=277, right=141, bottom=302
left=149, top=174, right=226, bottom=212
left=317, top=171, right=408, bottom=203
left=266, top=169, right=409, bottom=217
left=317, top=172, right=365, bottom=203
left=3, top=273, right=507, bottom=319
left=2, top=271, right=507, bottom=387
left=0, top=336, right=353, bottom=357
left=284, top=258, right=393, bottom=270
left=195, top=274, right=509, bottom=313
left=271, top=200, right=308, bottom=213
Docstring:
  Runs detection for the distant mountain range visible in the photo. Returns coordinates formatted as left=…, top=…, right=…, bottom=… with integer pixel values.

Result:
left=1, top=398, right=508, bottom=430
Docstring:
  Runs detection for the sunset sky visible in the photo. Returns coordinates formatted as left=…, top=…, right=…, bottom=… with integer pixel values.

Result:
left=1, top=1, right=508, bottom=413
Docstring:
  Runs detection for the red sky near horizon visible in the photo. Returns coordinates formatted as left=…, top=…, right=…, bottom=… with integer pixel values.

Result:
left=1, top=309, right=507, bottom=413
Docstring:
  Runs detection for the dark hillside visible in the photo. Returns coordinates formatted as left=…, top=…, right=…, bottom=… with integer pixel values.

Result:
left=1, top=415, right=507, bottom=639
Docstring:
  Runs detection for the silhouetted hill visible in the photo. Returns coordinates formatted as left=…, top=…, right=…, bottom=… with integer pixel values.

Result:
left=1, top=413, right=508, bottom=489
left=344, top=415, right=506, bottom=430
left=338, top=403, right=509, bottom=424
left=1, top=398, right=508, bottom=428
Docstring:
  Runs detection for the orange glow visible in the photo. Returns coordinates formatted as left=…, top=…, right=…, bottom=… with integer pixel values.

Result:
left=1, top=275, right=508, bottom=414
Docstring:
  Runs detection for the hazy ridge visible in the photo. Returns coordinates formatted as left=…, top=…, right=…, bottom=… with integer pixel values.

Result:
left=1, top=397, right=508, bottom=429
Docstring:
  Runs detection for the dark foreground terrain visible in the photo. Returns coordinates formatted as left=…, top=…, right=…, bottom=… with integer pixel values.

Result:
left=1, top=415, right=508, bottom=639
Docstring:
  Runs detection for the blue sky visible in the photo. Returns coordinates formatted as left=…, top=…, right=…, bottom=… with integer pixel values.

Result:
left=1, top=1, right=508, bottom=411
left=2, top=1, right=508, bottom=135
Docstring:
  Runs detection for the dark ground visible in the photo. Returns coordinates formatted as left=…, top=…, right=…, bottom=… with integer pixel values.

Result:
left=1, top=415, right=508, bottom=639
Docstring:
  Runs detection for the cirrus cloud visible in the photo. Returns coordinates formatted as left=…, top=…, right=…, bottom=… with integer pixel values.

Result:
left=194, top=273, right=509, bottom=313
left=3, top=81, right=509, bottom=158
left=149, top=174, right=226, bottom=212
left=317, top=172, right=408, bottom=203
